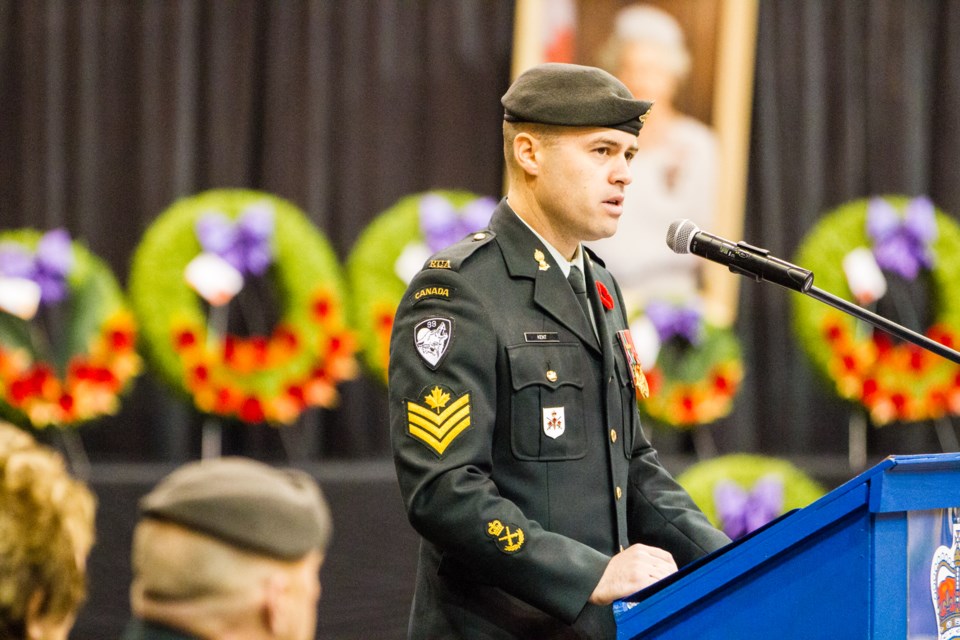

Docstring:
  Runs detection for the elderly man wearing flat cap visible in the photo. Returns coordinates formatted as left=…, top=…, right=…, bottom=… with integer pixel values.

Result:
left=123, top=457, right=332, bottom=640
left=389, top=62, right=729, bottom=638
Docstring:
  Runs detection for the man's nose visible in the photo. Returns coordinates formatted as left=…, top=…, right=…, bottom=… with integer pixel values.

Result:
left=612, top=156, right=632, bottom=185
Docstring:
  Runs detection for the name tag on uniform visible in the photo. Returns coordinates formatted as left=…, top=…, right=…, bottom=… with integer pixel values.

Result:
left=524, top=332, right=559, bottom=343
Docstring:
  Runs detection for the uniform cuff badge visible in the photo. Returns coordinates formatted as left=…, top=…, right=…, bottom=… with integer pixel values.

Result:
left=486, top=519, right=525, bottom=554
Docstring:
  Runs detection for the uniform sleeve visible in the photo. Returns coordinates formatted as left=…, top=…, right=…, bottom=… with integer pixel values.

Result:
left=626, top=431, right=731, bottom=566
left=390, top=266, right=608, bottom=623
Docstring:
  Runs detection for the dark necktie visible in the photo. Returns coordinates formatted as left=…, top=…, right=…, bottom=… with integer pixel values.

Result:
left=568, top=265, right=592, bottom=324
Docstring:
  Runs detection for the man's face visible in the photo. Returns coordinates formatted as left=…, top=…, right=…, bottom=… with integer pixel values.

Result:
left=532, top=127, right=637, bottom=254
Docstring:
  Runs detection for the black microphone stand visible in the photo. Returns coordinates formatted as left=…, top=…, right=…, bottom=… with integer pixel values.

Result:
left=803, top=285, right=960, bottom=365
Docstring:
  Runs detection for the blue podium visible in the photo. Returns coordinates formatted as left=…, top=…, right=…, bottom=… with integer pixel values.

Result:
left=615, top=453, right=960, bottom=639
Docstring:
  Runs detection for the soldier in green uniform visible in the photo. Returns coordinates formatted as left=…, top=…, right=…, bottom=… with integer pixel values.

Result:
left=389, top=62, right=730, bottom=638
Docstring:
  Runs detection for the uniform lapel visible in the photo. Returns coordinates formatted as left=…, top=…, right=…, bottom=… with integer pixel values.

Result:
left=491, top=202, right=601, bottom=353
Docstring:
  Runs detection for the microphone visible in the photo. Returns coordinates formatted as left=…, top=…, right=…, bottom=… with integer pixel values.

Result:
left=666, top=219, right=813, bottom=293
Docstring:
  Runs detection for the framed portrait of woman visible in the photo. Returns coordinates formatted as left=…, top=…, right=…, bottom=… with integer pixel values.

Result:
left=512, top=0, right=758, bottom=326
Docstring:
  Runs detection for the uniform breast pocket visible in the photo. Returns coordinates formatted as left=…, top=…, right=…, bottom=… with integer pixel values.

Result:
left=506, top=343, right=586, bottom=461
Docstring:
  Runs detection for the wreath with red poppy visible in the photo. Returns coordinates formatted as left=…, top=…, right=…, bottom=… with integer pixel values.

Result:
left=0, top=229, right=141, bottom=428
left=129, top=190, right=357, bottom=425
left=630, top=298, right=744, bottom=429
left=792, top=195, right=960, bottom=425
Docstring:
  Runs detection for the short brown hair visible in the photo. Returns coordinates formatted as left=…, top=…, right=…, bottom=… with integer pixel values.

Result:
left=0, top=422, right=96, bottom=632
left=502, top=121, right=560, bottom=174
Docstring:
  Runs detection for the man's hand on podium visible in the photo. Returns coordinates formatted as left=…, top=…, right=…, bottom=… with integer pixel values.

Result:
left=588, top=543, right=678, bottom=605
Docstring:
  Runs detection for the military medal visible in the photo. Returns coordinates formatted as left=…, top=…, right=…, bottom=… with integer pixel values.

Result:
left=616, top=329, right=649, bottom=399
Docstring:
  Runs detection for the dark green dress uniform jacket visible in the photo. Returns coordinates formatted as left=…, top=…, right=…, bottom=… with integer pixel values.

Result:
left=389, top=200, right=730, bottom=639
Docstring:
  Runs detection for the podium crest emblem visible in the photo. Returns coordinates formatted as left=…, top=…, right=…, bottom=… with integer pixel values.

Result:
left=931, top=508, right=960, bottom=639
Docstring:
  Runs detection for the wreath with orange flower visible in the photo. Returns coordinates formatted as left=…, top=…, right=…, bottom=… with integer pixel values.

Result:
left=632, top=298, right=744, bottom=429
left=345, top=190, right=497, bottom=382
left=129, top=190, right=357, bottom=425
left=0, top=229, right=141, bottom=428
left=792, top=195, right=960, bottom=425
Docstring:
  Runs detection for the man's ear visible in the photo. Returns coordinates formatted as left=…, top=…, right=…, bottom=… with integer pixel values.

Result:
left=513, top=132, right=541, bottom=176
left=262, top=572, right=290, bottom=637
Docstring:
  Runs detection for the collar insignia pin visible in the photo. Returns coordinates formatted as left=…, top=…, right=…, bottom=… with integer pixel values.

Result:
left=534, top=249, right=550, bottom=272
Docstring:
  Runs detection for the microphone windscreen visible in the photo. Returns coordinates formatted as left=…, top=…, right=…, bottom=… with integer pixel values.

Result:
left=666, top=219, right=698, bottom=254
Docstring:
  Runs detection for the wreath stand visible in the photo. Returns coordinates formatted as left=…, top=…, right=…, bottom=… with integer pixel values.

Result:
left=23, top=316, right=93, bottom=479
left=199, top=305, right=228, bottom=459
left=197, top=291, right=314, bottom=463
left=692, top=425, right=718, bottom=460
left=56, top=428, right=91, bottom=480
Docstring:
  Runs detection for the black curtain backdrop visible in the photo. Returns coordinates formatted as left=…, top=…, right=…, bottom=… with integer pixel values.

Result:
left=0, top=0, right=515, bottom=462
left=2, top=0, right=960, bottom=466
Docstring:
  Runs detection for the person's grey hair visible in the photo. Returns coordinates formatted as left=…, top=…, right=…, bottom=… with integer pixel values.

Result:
left=597, top=4, right=691, bottom=79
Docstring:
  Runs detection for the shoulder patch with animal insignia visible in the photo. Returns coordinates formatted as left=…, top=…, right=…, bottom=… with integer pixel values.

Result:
left=414, top=317, right=453, bottom=369
left=405, top=385, right=472, bottom=456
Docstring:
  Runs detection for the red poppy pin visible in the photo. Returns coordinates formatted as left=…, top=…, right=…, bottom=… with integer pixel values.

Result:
left=595, top=281, right=614, bottom=310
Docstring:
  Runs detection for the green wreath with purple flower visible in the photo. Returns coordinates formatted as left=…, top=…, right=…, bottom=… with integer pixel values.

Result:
left=0, top=229, right=141, bottom=428
left=129, top=189, right=357, bottom=425
left=631, top=298, right=744, bottom=429
left=345, top=190, right=497, bottom=382
left=792, top=195, right=960, bottom=425
left=677, top=454, right=825, bottom=540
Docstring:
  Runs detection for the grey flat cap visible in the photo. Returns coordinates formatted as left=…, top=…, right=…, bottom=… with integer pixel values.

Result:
left=140, top=457, right=332, bottom=561
left=502, top=62, right=653, bottom=136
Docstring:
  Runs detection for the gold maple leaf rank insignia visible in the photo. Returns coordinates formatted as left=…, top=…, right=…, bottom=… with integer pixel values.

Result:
left=424, top=386, right=450, bottom=411
left=406, top=385, right=471, bottom=456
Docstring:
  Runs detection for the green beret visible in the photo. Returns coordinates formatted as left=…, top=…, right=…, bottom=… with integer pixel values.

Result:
left=139, top=457, right=332, bottom=561
left=502, top=62, right=653, bottom=136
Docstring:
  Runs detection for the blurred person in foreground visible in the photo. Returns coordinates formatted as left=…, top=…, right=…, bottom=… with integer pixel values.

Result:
left=588, top=3, right=719, bottom=310
left=123, top=457, right=332, bottom=640
left=0, top=421, right=96, bottom=640
left=389, top=62, right=729, bottom=639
